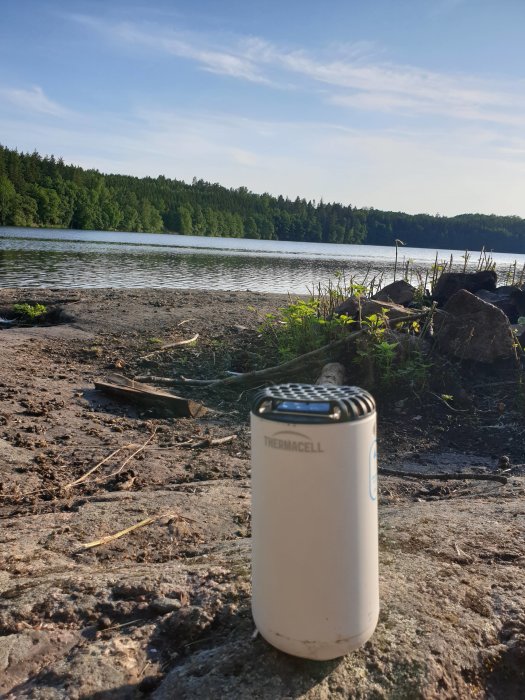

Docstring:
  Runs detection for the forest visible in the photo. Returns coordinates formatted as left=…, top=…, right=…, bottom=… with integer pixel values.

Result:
left=1, top=144, right=525, bottom=253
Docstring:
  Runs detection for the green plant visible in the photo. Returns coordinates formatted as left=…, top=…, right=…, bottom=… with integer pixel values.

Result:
left=12, top=303, right=47, bottom=320
left=258, top=278, right=432, bottom=391
left=354, top=312, right=399, bottom=387
left=368, top=339, right=399, bottom=384
left=393, top=352, right=433, bottom=390
left=259, top=299, right=346, bottom=362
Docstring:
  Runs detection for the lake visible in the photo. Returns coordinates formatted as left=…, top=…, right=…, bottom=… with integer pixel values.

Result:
left=1, top=227, right=525, bottom=294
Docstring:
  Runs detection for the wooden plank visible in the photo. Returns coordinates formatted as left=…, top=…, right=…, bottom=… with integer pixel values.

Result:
left=94, top=374, right=206, bottom=418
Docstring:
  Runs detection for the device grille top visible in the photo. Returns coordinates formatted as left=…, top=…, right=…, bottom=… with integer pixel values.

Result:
left=252, top=383, right=375, bottom=422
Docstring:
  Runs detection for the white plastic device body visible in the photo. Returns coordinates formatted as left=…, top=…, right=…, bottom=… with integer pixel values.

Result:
left=251, top=399, right=379, bottom=660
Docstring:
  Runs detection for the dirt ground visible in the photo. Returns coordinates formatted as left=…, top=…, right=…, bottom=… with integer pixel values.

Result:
left=0, top=288, right=524, bottom=699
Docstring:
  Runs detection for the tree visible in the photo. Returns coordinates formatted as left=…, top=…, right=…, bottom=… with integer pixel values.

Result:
left=177, top=205, right=193, bottom=235
left=0, top=175, right=16, bottom=224
left=13, top=193, right=38, bottom=226
left=244, top=216, right=259, bottom=239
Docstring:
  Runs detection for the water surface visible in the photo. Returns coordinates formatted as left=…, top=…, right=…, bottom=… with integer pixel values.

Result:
left=1, top=227, right=524, bottom=294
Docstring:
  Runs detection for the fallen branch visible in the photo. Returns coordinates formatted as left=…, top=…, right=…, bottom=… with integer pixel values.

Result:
left=378, top=468, right=507, bottom=484
left=179, top=434, right=237, bottom=449
left=136, top=313, right=426, bottom=389
left=140, top=333, right=199, bottom=360
left=77, top=511, right=193, bottom=550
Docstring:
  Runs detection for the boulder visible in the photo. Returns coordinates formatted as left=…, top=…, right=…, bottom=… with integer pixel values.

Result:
left=433, top=289, right=517, bottom=363
left=476, top=286, right=525, bottom=324
left=510, top=287, right=525, bottom=317
left=432, top=270, right=497, bottom=306
left=371, top=280, right=416, bottom=307
left=333, top=296, right=360, bottom=318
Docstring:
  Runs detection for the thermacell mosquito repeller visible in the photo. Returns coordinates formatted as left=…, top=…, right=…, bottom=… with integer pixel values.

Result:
left=251, top=383, right=379, bottom=660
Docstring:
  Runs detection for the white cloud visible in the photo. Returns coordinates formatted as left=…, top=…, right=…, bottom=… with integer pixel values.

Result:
left=71, top=15, right=271, bottom=84
left=69, top=13, right=525, bottom=127
left=0, top=86, right=71, bottom=118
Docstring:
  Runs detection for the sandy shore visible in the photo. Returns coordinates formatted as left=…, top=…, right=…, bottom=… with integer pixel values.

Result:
left=0, top=288, right=524, bottom=698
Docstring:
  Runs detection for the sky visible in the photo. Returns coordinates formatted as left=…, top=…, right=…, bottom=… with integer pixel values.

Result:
left=1, top=0, right=525, bottom=217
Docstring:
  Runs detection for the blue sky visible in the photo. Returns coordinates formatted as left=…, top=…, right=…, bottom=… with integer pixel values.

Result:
left=2, top=0, right=525, bottom=216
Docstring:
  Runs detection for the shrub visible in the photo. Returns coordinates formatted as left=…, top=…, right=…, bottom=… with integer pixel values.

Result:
left=258, top=277, right=431, bottom=391
left=12, top=303, right=47, bottom=321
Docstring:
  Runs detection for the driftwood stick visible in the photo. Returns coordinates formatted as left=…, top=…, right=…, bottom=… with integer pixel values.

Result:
left=16, top=294, right=82, bottom=305
left=78, top=515, right=162, bottom=550
left=140, top=333, right=199, bottom=360
left=136, top=312, right=426, bottom=389
left=316, top=362, right=346, bottom=385
left=378, top=468, right=507, bottom=484
left=77, top=510, right=192, bottom=551
left=185, top=435, right=237, bottom=449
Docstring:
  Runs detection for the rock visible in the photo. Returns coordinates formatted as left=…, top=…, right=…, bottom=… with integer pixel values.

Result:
left=510, top=287, right=525, bottom=316
left=434, top=290, right=517, bottom=362
left=151, top=597, right=182, bottom=615
left=332, top=296, right=360, bottom=318
left=432, top=270, right=497, bottom=306
left=497, top=456, right=511, bottom=470
left=476, top=286, right=525, bottom=323
left=160, top=605, right=214, bottom=645
left=371, top=280, right=416, bottom=306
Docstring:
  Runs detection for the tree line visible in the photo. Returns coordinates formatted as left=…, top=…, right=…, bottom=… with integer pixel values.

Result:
left=1, top=144, right=524, bottom=253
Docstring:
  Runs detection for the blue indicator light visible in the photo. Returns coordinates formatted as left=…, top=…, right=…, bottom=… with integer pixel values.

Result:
left=276, top=401, right=331, bottom=413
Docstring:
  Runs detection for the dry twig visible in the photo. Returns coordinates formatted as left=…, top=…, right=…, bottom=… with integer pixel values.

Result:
left=378, top=467, right=507, bottom=484
left=140, top=333, right=199, bottom=360
left=63, top=443, right=138, bottom=490
left=89, top=429, right=157, bottom=484
left=77, top=511, right=193, bottom=551
left=178, top=434, right=237, bottom=449
left=0, top=431, right=157, bottom=502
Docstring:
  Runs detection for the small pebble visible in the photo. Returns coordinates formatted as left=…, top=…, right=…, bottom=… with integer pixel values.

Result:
left=98, top=616, right=112, bottom=629
left=151, top=597, right=182, bottom=615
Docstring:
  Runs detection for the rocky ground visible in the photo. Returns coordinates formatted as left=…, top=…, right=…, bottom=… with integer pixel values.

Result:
left=0, top=288, right=524, bottom=699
